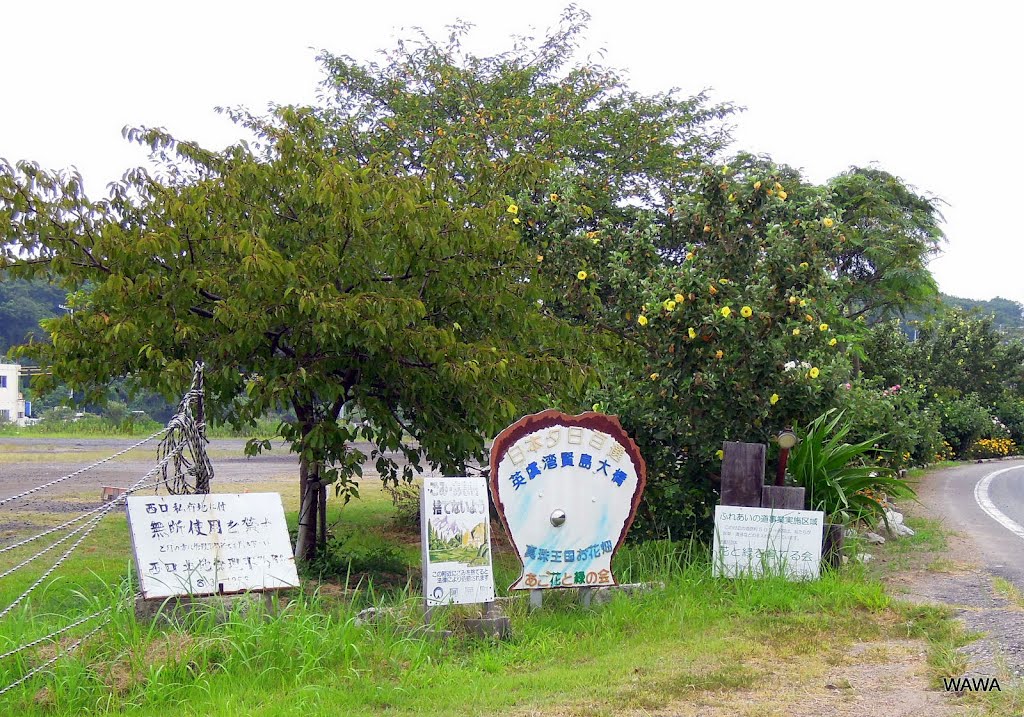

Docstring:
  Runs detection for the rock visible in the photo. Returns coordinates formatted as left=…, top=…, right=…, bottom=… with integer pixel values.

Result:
left=864, top=531, right=886, bottom=545
left=843, top=528, right=858, bottom=539
left=463, top=616, right=512, bottom=639
left=877, top=509, right=915, bottom=538
left=855, top=553, right=874, bottom=564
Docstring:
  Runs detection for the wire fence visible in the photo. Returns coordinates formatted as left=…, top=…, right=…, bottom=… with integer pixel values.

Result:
left=0, top=362, right=212, bottom=699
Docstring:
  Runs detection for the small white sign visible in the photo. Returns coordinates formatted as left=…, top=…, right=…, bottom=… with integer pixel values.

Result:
left=712, top=505, right=824, bottom=580
left=421, top=477, right=495, bottom=606
left=126, top=493, right=299, bottom=599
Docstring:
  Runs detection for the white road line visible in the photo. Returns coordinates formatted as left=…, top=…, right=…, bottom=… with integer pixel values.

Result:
left=974, top=465, right=1024, bottom=542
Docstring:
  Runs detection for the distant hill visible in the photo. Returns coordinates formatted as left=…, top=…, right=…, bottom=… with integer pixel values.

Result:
left=0, top=274, right=66, bottom=357
left=939, top=294, right=1024, bottom=331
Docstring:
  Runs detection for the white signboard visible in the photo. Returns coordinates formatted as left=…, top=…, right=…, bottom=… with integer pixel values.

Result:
left=421, top=476, right=496, bottom=606
left=712, top=505, right=824, bottom=580
left=490, top=411, right=647, bottom=590
left=126, top=493, right=299, bottom=599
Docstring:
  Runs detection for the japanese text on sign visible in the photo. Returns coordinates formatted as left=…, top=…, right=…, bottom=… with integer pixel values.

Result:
left=126, top=493, right=299, bottom=599
left=712, top=505, right=824, bottom=580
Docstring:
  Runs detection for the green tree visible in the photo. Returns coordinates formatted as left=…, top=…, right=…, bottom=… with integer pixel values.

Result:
left=827, top=166, right=945, bottom=322
left=0, top=115, right=593, bottom=560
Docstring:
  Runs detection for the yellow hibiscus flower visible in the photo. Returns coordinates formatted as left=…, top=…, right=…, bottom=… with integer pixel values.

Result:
left=638, top=315, right=649, bottom=326
left=819, top=323, right=829, bottom=331
left=507, top=204, right=518, bottom=214
left=823, top=217, right=835, bottom=228
left=688, top=327, right=697, bottom=339
left=809, top=367, right=820, bottom=379
left=577, top=270, right=588, bottom=281
left=721, top=306, right=732, bottom=318
left=770, top=393, right=780, bottom=405
left=740, top=306, right=753, bottom=318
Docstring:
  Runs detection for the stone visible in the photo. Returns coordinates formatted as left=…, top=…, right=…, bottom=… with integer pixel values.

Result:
left=855, top=553, right=873, bottom=564
left=864, top=531, right=886, bottom=545
left=590, top=581, right=665, bottom=606
left=463, top=616, right=511, bottom=639
left=135, top=591, right=281, bottom=626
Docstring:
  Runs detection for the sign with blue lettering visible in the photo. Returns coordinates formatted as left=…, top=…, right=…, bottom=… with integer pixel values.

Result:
left=489, top=410, right=647, bottom=590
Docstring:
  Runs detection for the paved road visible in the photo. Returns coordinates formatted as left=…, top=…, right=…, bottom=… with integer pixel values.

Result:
left=925, top=459, right=1024, bottom=587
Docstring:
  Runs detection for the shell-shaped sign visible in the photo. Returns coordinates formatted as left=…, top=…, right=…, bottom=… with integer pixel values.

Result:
left=489, top=410, right=647, bottom=590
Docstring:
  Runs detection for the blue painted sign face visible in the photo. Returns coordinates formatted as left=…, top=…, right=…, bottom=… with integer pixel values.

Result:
left=489, top=410, right=647, bottom=590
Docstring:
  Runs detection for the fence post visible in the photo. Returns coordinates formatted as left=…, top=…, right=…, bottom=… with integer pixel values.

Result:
left=719, top=442, right=765, bottom=507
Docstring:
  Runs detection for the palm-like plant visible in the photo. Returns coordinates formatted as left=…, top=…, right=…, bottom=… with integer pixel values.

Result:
left=788, top=409, right=915, bottom=525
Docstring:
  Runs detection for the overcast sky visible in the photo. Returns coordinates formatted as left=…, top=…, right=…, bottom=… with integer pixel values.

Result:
left=3, top=1, right=1020, bottom=304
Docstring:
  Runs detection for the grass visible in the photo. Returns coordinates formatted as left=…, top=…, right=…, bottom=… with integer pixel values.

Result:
left=992, top=577, right=1024, bottom=609
left=0, top=449, right=1010, bottom=716
left=0, top=417, right=282, bottom=440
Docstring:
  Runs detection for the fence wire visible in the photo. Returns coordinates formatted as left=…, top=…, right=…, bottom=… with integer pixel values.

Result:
left=0, top=362, right=213, bottom=699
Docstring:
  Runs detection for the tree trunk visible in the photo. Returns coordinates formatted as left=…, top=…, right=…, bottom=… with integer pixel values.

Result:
left=317, top=482, right=328, bottom=552
left=295, top=454, right=321, bottom=562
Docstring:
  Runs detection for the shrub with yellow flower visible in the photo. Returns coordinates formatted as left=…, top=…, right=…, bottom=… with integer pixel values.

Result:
left=809, top=367, right=820, bottom=379
left=507, top=203, right=518, bottom=214
left=819, top=323, right=829, bottom=332
left=740, top=306, right=753, bottom=318
left=822, top=217, right=834, bottom=228
left=577, top=270, right=588, bottom=281
left=720, top=306, right=732, bottom=318
left=638, top=315, right=648, bottom=326
left=770, top=393, right=780, bottom=405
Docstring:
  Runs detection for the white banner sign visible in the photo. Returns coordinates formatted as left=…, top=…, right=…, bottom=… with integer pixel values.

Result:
left=421, top=477, right=495, bottom=606
left=712, top=505, right=824, bottom=580
left=126, top=493, right=299, bottom=599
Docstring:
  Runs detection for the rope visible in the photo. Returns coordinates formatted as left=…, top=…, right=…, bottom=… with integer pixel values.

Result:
left=0, top=429, right=166, bottom=509
left=158, top=363, right=212, bottom=495
left=0, top=439, right=189, bottom=621
left=0, top=605, right=111, bottom=662
left=0, top=612, right=114, bottom=698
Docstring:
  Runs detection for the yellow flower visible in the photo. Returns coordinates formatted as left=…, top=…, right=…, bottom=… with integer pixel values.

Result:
left=829, top=338, right=838, bottom=346
left=728, top=193, right=736, bottom=202
left=688, top=327, right=697, bottom=339
left=809, top=367, right=820, bottom=379
left=721, top=306, right=732, bottom=318
left=774, top=182, right=784, bottom=191
left=703, top=224, right=712, bottom=233
left=638, top=315, right=649, bottom=326
left=805, top=314, right=814, bottom=322
left=770, top=393, right=780, bottom=405
left=819, top=323, right=829, bottom=331
left=536, top=255, right=544, bottom=263
left=718, top=278, right=729, bottom=285
left=663, top=299, right=677, bottom=311
left=822, top=217, right=835, bottom=228
left=715, top=350, right=723, bottom=359
left=753, top=181, right=762, bottom=190
left=799, top=299, right=807, bottom=307
left=650, top=373, right=659, bottom=381
left=715, top=449, right=724, bottom=460
left=550, top=193, right=559, bottom=202
left=513, top=217, right=521, bottom=224
left=709, top=284, right=718, bottom=295
left=792, top=328, right=801, bottom=336
left=789, top=296, right=798, bottom=305
left=778, top=191, right=788, bottom=201
left=799, top=262, right=809, bottom=269
left=577, top=270, right=588, bottom=280
left=741, top=306, right=753, bottom=318
left=674, top=293, right=685, bottom=304
left=685, top=251, right=695, bottom=260
left=507, top=204, right=518, bottom=214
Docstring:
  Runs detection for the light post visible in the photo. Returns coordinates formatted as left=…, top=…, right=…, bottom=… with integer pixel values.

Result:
left=774, top=428, right=798, bottom=487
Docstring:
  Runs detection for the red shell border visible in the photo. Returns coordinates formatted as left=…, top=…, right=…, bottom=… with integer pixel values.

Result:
left=488, top=409, right=648, bottom=589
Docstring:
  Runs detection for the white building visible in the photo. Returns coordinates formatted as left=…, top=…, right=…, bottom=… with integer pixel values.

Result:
left=0, top=361, right=28, bottom=425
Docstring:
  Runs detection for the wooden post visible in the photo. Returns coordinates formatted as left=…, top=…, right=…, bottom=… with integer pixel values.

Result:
left=760, top=486, right=805, bottom=511
left=822, top=523, right=844, bottom=569
left=719, top=442, right=765, bottom=507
